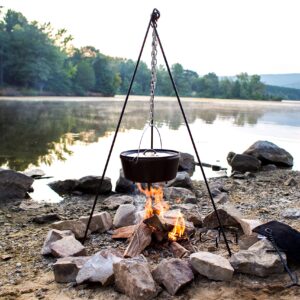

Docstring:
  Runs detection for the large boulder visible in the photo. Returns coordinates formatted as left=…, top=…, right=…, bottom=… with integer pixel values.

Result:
left=77, top=176, right=112, bottom=194
left=113, top=258, right=158, bottom=300
left=178, top=152, right=195, bottom=175
left=243, top=140, right=293, bottom=167
left=227, top=152, right=261, bottom=173
left=152, top=258, right=194, bottom=295
left=115, top=169, right=135, bottom=194
left=48, top=179, right=78, bottom=195
left=0, top=169, right=33, bottom=202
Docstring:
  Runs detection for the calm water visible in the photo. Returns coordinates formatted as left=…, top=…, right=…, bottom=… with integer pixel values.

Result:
left=0, top=96, right=300, bottom=202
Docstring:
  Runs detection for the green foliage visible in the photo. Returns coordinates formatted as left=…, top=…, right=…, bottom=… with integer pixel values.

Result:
left=74, top=61, right=95, bottom=94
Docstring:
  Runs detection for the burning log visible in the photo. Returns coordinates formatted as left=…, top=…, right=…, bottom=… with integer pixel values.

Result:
left=112, top=225, right=137, bottom=239
left=170, top=241, right=189, bottom=258
left=124, top=222, right=152, bottom=258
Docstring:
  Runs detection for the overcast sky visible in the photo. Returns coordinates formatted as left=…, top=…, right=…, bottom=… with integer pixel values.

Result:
left=1, top=0, right=300, bottom=76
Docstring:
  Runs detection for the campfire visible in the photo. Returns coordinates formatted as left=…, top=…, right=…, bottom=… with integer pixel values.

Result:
left=111, top=183, right=190, bottom=259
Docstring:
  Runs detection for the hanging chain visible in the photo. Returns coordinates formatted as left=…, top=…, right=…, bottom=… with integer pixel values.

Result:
left=149, top=27, right=158, bottom=126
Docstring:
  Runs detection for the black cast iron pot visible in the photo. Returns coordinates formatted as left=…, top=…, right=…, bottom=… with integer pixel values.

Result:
left=120, top=149, right=180, bottom=183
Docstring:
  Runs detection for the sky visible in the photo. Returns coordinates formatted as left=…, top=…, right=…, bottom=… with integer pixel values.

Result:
left=1, top=0, right=300, bottom=76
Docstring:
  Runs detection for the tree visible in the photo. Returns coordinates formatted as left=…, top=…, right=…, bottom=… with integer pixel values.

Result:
left=74, top=61, right=95, bottom=94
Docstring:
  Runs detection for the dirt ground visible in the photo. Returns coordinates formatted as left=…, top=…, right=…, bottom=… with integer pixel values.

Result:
left=0, top=169, right=299, bottom=300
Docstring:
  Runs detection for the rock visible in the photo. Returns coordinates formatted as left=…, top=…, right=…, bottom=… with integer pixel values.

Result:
left=113, top=258, right=158, bottom=300
left=284, top=177, right=297, bottom=186
left=102, top=195, right=134, bottom=210
left=190, top=252, right=234, bottom=281
left=243, top=140, right=293, bottom=167
left=76, top=251, right=122, bottom=285
left=186, top=211, right=203, bottom=227
left=115, top=169, right=135, bottom=193
left=152, top=258, right=194, bottom=295
left=23, top=168, right=45, bottom=179
left=53, top=256, right=90, bottom=283
left=79, top=211, right=112, bottom=233
left=113, top=204, right=136, bottom=228
left=0, top=169, right=34, bottom=202
left=166, top=172, right=193, bottom=189
left=48, top=179, right=78, bottom=195
left=51, top=220, right=90, bottom=239
left=50, top=236, right=86, bottom=258
left=229, top=239, right=285, bottom=277
left=214, top=192, right=229, bottom=204
left=261, top=164, right=277, bottom=171
left=178, top=152, right=195, bottom=175
left=238, top=233, right=260, bottom=250
left=203, top=209, right=241, bottom=229
left=227, top=153, right=261, bottom=173
left=238, top=219, right=262, bottom=235
left=281, top=208, right=300, bottom=219
left=163, top=187, right=197, bottom=204
left=77, top=176, right=112, bottom=194
left=32, top=213, right=61, bottom=224
left=41, top=229, right=74, bottom=255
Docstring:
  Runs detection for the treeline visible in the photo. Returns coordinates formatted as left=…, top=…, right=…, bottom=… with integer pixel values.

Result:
left=0, top=9, right=297, bottom=100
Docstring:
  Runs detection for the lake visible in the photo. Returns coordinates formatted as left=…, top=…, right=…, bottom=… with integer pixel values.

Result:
left=1, top=96, right=300, bottom=202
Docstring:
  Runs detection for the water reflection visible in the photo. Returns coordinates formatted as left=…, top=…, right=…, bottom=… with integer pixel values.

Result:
left=0, top=99, right=299, bottom=171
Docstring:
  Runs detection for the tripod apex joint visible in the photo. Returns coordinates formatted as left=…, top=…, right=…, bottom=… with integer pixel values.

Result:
left=151, top=8, right=160, bottom=24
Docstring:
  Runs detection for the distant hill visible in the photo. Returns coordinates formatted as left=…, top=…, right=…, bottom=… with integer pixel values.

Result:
left=265, top=85, right=300, bottom=100
left=260, top=73, right=300, bottom=90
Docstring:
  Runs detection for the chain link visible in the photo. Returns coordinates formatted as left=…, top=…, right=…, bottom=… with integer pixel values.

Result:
left=149, top=27, right=157, bottom=125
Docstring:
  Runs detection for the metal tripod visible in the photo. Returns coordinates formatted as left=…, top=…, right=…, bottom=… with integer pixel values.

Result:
left=83, top=8, right=232, bottom=257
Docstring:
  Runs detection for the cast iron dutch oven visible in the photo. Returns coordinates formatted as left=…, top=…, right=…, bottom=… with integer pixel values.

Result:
left=120, top=149, right=180, bottom=183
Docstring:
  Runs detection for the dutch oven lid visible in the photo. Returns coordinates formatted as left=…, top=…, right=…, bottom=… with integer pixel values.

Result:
left=120, top=149, right=179, bottom=159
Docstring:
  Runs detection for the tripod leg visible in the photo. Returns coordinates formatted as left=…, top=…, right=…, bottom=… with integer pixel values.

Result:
left=82, top=18, right=153, bottom=244
left=154, top=26, right=232, bottom=256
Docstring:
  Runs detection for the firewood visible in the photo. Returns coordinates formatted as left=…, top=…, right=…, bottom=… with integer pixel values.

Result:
left=143, top=214, right=166, bottom=232
left=112, top=225, right=137, bottom=239
left=170, top=241, right=189, bottom=258
left=124, top=223, right=152, bottom=258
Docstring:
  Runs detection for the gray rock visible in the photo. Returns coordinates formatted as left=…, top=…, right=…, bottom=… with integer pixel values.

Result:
left=41, top=229, right=74, bottom=255
left=227, top=153, right=261, bottom=173
left=190, top=252, right=234, bottom=281
left=261, top=164, right=277, bottom=171
left=50, top=236, right=86, bottom=258
left=102, top=194, right=134, bottom=210
left=48, top=179, right=78, bottom=195
left=51, top=220, right=90, bottom=239
left=281, top=208, right=300, bottom=219
left=32, top=213, right=61, bottom=224
left=53, top=256, right=90, bottom=283
left=113, top=204, right=136, bottom=228
left=115, top=169, right=135, bottom=193
left=186, top=212, right=203, bottom=227
left=79, top=211, right=112, bottom=233
left=178, top=152, right=195, bottom=175
left=0, top=169, right=34, bottom=202
left=113, top=258, right=158, bottom=300
left=76, top=251, right=122, bottom=285
left=229, top=239, right=285, bottom=277
left=152, top=258, right=194, bottom=295
left=166, top=172, right=193, bottom=189
left=203, top=209, right=241, bottom=229
left=243, top=140, right=293, bottom=167
left=214, top=192, right=229, bottom=204
left=238, top=233, right=260, bottom=250
left=163, top=187, right=196, bottom=204
left=77, top=176, right=112, bottom=194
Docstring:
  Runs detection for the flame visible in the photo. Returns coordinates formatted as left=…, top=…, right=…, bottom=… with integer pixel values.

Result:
left=168, top=212, right=186, bottom=241
left=137, top=183, right=169, bottom=219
